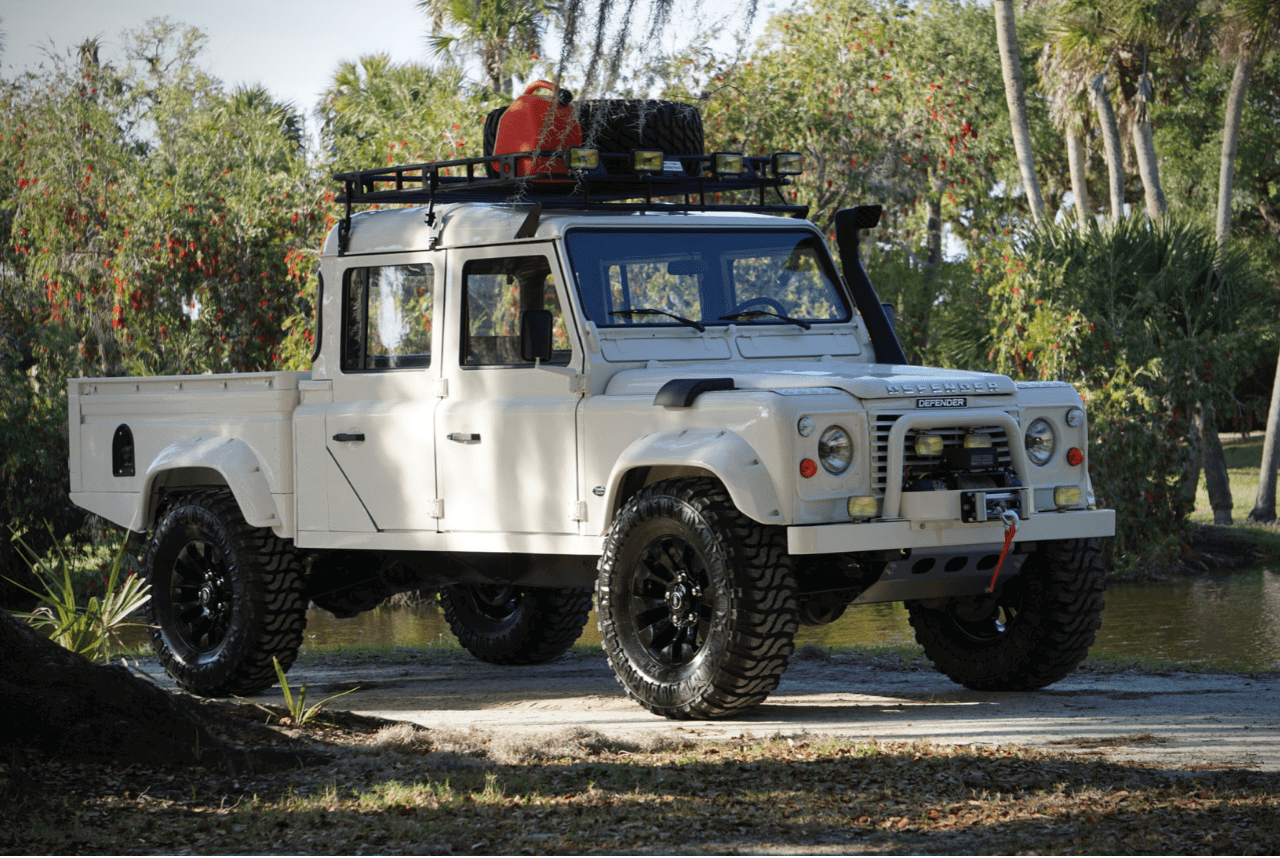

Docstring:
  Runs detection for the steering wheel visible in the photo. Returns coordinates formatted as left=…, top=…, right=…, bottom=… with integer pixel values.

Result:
left=732, top=296, right=788, bottom=316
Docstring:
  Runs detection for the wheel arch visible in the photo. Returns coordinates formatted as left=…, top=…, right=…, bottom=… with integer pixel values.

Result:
left=602, top=429, right=786, bottom=529
left=140, top=436, right=284, bottom=534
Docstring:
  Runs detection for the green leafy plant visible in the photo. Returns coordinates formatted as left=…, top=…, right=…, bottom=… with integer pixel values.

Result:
left=7, top=530, right=150, bottom=663
left=272, top=657, right=358, bottom=727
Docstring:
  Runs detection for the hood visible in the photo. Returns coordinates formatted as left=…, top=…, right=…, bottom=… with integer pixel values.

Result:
left=603, top=359, right=1016, bottom=400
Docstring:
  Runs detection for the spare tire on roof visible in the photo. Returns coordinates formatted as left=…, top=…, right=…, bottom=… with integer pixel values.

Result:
left=482, top=106, right=508, bottom=177
left=578, top=99, right=705, bottom=174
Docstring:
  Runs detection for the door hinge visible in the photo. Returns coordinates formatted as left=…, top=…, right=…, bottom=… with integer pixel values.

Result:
left=568, top=500, right=588, bottom=522
left=434, top=379, right=449, bottom=398
left=430, top=499, right=445, bottom=519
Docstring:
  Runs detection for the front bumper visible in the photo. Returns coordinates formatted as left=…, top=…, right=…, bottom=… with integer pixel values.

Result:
left=786, top=508, right=1115, bottom=555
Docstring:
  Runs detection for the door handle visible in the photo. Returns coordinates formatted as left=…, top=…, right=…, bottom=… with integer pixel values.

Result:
left=332, top=433, right=365, bottom=442
left=447, top=432, right=481, bottom=443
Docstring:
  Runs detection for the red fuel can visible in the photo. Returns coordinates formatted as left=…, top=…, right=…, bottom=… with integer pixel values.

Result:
left=493, top=80, right=582, bottom=177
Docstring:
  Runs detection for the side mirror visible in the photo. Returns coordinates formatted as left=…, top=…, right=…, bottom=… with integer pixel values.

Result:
left=881, top=302, right=897, bottom=332
left=520, top=309, right=554, bottom=362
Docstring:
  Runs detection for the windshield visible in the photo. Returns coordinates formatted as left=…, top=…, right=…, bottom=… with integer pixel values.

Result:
left=565, top=228, right=852, bottom=329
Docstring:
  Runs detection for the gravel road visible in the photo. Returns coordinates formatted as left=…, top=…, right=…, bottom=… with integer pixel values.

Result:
left=176, top=650, right=1280, bottom=772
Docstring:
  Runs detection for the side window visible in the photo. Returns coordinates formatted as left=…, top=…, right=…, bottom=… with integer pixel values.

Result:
left=462, top=255, right=570, bottom=366
left=342, top=263, right=434, bottom=371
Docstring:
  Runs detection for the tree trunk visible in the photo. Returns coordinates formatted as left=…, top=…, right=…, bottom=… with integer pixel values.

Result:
left=1250, top=347, right=1280, bottom=523
left=1066, top=131, right=1091, bottom=228
left=1201, top=405, right=1234, bottom=526
left=1217, top=56, right=1256, bottom=248
left=1183, top=406, right=1207, bottom=511
left=1132, top=119, right=1168, bottom=219
left=925, top=172, right=944, bottom=269
left=1091, top=73, right=1126, bottom=221
left=993, top=0, right=1047, bottom=224
left=0, top=609, right=321, bottom=771
left=1130, top=72, right=1167, bottom=219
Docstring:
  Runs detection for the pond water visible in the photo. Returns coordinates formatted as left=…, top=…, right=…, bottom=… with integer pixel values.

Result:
left=295, top=566, right=1280, bottom=670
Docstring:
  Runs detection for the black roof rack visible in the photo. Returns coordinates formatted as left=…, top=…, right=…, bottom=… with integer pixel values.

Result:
left=333, top=150, right=809, bottom=253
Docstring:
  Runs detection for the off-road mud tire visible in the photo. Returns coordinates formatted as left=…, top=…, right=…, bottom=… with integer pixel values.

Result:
left=597, top=478, right=799, bottom=719
left=439, top=584, right=593, bottom=665
left=144, top=488, right=307, bottom=697
left=906, top=538, right=1106, bottom=691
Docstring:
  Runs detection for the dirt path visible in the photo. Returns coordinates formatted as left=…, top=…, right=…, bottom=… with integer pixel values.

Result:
left=140, top=651, right=1280, bottom=772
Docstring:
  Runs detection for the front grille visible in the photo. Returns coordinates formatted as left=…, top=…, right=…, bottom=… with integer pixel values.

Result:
left=871, top=413, right=1013, bottom=493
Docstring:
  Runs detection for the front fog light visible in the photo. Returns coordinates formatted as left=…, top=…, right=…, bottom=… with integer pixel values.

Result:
left=1054, top=485, right=1084, bottom=508
left=914, top=434, right=944, bottom=457
left=964, top=433, right=993, bottom=449
left=848, top=496, right=878, bottom=519
left=818, top=426, right=853, bottom=475
left=1025, top=418, right=1056, bottom=466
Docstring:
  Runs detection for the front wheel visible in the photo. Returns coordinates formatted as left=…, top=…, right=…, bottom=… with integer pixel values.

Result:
left=439, top=584, right=593, bottom=665
left=144, top=488, right=307, bottom=697
left=906, top=538, right=1106, bottom=691
left=597, top=478, right=799, bottom=719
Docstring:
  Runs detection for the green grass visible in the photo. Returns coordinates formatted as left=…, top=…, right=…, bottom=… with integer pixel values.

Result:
left=1191, top=433, right=1280, bottom=546
left=1193, top=433, right=1267, bottom=521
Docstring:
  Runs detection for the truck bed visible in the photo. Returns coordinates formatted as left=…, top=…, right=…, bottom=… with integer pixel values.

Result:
left=68, top=370, right=310, bottom=534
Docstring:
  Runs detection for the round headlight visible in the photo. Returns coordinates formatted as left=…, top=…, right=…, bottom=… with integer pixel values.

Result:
left=818, top=426, right=853, bottom=475
left=1025, top=418, right=1056, bottom=466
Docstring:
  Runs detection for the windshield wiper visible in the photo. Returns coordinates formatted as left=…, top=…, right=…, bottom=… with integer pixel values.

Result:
left=719, top=309, right=812, bottom=330
left=610, top=308, right=706, bottom=332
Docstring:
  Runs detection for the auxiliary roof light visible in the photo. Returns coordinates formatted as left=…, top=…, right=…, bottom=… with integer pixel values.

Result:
left=772, top=152, right=804, bottom=176
left=632, top=150, right=664, bottom=173
left=567, top=147, right=600, bottom=171
left=712, top=152, right=745, bottom=176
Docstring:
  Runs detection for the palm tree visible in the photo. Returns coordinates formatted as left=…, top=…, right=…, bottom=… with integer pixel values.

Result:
left=1046, top=0, right=1214, bottom=222
left=418, top=0, right=550, bottom=96
left=1222, top=0, right=1280, bottom=522
left=1217, top=0, right=1280, bottom=250
left=1044, top=1, right=1126, bottom=221
left=993, top=0, right=1048, bottom=223
left=1040, top=39, right=1094, bottom=227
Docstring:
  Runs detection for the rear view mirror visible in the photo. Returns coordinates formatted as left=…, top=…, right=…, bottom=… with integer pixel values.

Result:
left=881, top=302, right=897, bottom=332
left=666, top=259, right=705, bottom=277
left=520, top=309, right=554, bottom=362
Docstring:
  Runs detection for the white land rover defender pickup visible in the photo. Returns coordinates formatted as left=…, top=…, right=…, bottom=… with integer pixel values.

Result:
left=67, top=121, right=1114, bottom=719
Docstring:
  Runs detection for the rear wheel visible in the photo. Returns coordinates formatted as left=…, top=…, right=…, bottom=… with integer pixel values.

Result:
left=906, top=538, right=1106, bottom=691
left=144, top=489, right=307, bottom=697
left=598, top=478, right=798, bottom=719
left=439, top=584, right=593, bottom=665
